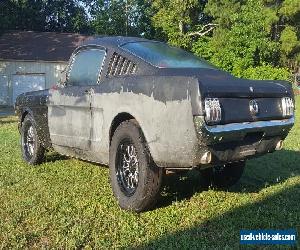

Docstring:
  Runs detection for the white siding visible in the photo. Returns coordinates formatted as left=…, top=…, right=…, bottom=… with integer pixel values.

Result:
left=0, top=60, right=67, bottom=105
left=12, top=74, right=45, bottom=103
left=0, top=75, right=9, bottom=105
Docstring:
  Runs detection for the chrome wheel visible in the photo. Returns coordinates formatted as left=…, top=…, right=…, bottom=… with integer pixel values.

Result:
left=109, top=120, right=163, bottom=211
left=116, top=140, right=139, bottom=196
left=23, top=124, right=35, bottom=158
left=21, top=115, right=45, bottom=165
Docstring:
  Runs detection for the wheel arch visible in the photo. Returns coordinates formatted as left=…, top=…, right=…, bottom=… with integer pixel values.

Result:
left=108, top=111, right=162, bottom=167
left=109, top=112, right=138, bottom=144
left=19, top=108, right=34, bottom=129
left=21, top=108, right=33, bottom=122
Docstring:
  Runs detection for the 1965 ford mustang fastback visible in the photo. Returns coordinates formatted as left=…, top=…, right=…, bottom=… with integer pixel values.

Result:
left=15, top=36, right=295, bottom=212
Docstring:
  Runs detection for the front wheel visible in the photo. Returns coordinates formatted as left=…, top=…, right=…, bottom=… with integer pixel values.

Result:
left=21, top=114, right=45, bottom=165
left=200, top=161, right=245, bottom=189
left=109, top=120, right=163, bottom=212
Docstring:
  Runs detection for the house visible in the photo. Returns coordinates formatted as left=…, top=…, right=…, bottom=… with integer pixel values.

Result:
left=0, top=31, right=90, bottom=106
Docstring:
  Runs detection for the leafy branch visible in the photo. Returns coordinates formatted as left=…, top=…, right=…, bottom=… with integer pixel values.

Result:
left=187, top=23, right=218, bottom=37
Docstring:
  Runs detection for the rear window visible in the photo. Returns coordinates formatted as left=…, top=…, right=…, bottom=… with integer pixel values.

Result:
left=121, top=41, right=216, bottom=69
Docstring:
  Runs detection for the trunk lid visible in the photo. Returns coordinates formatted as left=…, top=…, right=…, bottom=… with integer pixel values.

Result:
left=155, top=68, right=292, bottom=98
left=195, top=69, right=291, bottom=98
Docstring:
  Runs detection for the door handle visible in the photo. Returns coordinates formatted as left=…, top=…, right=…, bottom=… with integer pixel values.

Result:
left=84, top=88, right=95, bottom=95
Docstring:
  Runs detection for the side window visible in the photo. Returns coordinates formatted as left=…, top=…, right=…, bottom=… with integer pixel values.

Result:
left=68, top=49, right=105, bottom=86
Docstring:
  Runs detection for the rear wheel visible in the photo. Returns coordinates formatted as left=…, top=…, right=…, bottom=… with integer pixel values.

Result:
left=21, top=114, right=45, bottom=165
left=109, top=120, right=163, bottom=212
left=200, top=161, right=245, bottom=189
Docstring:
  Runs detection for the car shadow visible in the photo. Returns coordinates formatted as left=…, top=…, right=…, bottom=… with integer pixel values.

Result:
left=45, top=151, right=69, bottom=163
left=42, top=149, right=299, bottom=211
left=136, top=182, right=300, bottom=249
left=156, top=170, right=207, bottom=209
left=44, top=151, right=106, bottom=167
left=232, top=149, right=300, bottom=193
left=156, top=149, right=300, bottom=209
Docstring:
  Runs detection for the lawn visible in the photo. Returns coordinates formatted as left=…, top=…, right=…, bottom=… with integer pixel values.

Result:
left=0, top=97, right=299, bottom=249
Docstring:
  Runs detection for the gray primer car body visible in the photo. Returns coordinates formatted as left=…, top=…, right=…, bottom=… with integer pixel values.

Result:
left=15, top=36, right=295, bottom=169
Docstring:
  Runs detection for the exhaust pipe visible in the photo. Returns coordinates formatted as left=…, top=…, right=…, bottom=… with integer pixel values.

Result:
left=201, top=151, right=212, bottom=164
left=275, top=140, right=284, bottom=151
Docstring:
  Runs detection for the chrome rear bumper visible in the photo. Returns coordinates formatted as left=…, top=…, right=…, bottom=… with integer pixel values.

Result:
left=194, top=116, right=294, bottom=164
left=194, top=116, right=294, bottom=145
left=204, top=117, right=294, bottom=134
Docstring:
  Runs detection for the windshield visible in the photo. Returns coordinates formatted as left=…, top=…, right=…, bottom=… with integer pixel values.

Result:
left=121, top=41, right=216, bottom=69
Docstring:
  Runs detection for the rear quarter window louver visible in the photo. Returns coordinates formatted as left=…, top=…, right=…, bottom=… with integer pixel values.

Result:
left=107, top=53, right=137, bottom=77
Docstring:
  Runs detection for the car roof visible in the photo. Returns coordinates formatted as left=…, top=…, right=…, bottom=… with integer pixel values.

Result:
left=82, top=36, right=156, bottom=49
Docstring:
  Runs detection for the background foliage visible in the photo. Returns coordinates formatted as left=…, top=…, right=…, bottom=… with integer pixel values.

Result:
left=0, top=0, right=299, bottom=81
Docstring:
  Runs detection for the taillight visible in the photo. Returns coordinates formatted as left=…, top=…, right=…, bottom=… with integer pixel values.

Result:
left=281, top=97, right=294, bottom=117
left=204, top=98, right=222, bottom=125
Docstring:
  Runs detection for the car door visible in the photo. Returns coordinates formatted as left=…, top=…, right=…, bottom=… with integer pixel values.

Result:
left=48, top=48, right=106, bottom=150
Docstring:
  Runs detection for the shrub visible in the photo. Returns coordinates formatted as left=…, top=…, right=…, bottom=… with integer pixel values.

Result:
left=238, top=64, right=291, bottom=81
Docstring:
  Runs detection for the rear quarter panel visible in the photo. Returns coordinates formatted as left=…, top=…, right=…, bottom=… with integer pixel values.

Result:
left=91, top=75, right=202, bottom=168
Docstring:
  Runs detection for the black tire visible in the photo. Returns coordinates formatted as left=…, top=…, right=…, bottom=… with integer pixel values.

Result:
left=21, top=114, right=45, bottom=165
left=200, top=161, right=245, bottom=189
left=109, top=120, right=163, bottom=212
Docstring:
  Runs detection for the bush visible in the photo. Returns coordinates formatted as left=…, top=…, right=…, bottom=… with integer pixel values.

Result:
left=238, top=65, right=291, bottom=81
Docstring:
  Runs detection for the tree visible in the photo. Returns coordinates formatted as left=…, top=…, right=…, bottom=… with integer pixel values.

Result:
left=0, top=0, right=46, bottom=33
left=88, top=0, right=155, bottom=37
left=192, top=0, right=294, bottom=80
left=0, top=0, right=90, bottom=34
left=278, top=0, right=300, bottom=72
left=151, top=0, right=208, bottom=48
left=0, top=0, right=299, bottom=81
left=44, top=0, right=90, bottom=33
left=0, top=0, right=18, bottom=34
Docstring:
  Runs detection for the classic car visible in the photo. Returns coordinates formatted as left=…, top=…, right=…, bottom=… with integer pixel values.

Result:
left=15, top=36, right=295, bottom=212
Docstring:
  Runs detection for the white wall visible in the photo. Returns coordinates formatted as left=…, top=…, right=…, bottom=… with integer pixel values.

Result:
left=0, top=60, right=67, bottom=106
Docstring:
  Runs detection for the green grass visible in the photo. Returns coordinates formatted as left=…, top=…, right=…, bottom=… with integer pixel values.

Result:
left=0, top=97, right=299, bottom=249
